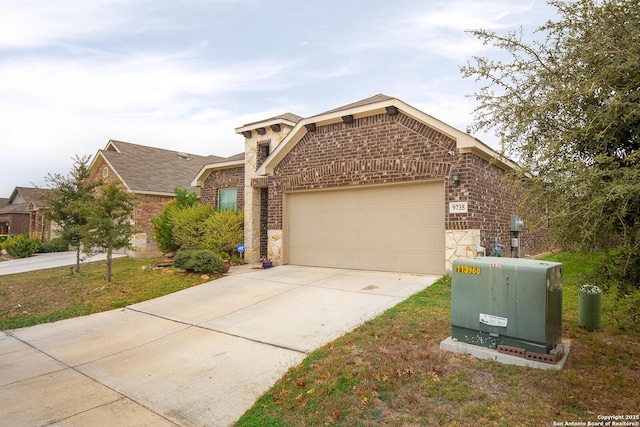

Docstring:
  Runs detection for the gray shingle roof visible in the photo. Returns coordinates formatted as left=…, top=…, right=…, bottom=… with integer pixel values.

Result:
left=100, top=140, right=226, bottom=196
left=0, top=187, right=53, bottom=214
left=11, top=187, right=53, bottom=205
left=241, top=112, right=303, bottom=128
left=316, top=93, right=395, bottom=116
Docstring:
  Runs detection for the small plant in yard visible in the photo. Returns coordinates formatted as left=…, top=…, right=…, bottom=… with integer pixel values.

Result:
left=173, top=249, right=224, bottom=274
left=258, top=257, right=272, bottom=268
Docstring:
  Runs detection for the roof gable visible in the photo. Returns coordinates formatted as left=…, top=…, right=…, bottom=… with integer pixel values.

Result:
left=8, top=187, right=52, bottom=205
left=235, top=112, right=303, bottom=135
left=92, top=140, right=225, bottom=196
left=1, top=187, right=52, bottom=215
left=257, top=94, right=517, bottom=176
left=315, top=93, right=395, bottom=116
left=191, top=152, right=245, bottom=187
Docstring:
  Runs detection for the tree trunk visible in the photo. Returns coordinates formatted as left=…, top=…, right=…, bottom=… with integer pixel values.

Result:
left=106, top=248, right=112, bottom=283
left=75, top=245, right=81, bottom=273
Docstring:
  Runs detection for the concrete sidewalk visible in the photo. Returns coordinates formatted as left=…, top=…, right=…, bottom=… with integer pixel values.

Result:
left=0, top=265, right=439, bottom=426
left=0, top=251, right=126, bottom=276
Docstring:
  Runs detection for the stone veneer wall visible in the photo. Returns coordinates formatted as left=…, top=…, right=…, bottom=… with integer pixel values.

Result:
left=29, top=209, right=52, bottom=241
left=240, top=123, right=295, bottom=262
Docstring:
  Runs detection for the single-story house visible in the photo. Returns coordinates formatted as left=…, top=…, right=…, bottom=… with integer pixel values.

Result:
left=87, top=140, right=241, bottom=258
left=193, top=94, right=547, bottom=275
left=0, top=187, right=54, bottom=240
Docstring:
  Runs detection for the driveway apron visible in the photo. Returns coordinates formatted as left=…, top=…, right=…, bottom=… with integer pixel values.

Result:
left=0, top=265, right=438, bottom=426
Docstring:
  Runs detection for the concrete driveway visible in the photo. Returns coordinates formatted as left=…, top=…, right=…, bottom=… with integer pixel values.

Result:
left=0, top=265, right=439, bottom=426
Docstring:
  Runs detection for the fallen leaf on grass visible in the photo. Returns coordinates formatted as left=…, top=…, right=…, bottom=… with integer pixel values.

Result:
left=326, top=410, right=340, bottom=424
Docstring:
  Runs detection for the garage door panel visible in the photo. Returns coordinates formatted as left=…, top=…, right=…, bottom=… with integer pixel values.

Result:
left=285, top=182, right=445, bottom=275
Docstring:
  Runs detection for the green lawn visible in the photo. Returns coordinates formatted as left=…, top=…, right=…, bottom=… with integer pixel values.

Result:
left=236, top=252, right=640, bottom=426
left=0, top=257, right=211, bottom=330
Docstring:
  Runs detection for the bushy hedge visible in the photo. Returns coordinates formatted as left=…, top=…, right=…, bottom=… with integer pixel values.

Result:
left=169, top=206, right=243, bottom=258
left=170, top=205, right=216, bottom=250
left=173, top=249, right=223, bottom=273
left=203, top=209, right=244, bottom=258
left=38, top=237, right=70, bottom=253
left=3, top=234, right=41, bottom=258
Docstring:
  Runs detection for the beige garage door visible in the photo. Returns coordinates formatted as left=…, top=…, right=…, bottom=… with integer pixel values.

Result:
left=284, top=181, right=445, bottom=275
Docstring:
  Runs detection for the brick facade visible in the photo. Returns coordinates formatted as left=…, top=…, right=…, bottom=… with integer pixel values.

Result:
left=0, top=212, right=30, bottom=235
left=132, top=194, right=173, bottom=255
left=269, top=112, right=547, bottom=258
left=87, top=157, right=170, bottom=258
left=194, top=95, right=550, bottom=270
left=270, top=113, right=457, bottom=227
left=200, top=166, right=245, bottom=210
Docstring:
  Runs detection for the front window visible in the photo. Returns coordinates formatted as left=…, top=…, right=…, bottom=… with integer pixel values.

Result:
left=219, top=188, right=238, bottom=211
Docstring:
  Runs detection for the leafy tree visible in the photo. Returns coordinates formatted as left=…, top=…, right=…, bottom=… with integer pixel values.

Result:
left=43, top=155, right=99, bottom=272
left=462, top=0, right=640, bottom=295
left=83, top=182, right=137, bottom=283
left=152, top=188, right=199, bottom=254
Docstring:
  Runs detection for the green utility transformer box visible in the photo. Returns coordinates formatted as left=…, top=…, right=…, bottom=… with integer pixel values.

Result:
left=451, top=257, right=563, bottom=355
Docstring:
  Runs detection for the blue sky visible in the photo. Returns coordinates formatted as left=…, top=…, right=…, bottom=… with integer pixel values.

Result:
left=0, top=0, right=557, bottom=196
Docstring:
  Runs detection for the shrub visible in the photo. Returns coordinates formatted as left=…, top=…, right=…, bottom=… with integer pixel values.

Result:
left=39, top=237, right=70, bottom=253
left=170, top=204, right=215, bottom=250
left=151, top=188, right=200, bottom=254
left=203, top=209, right=244, bottom=258
left=4, top=234, right=41, bottom=258
left=168, top=204, right=244, bottom=260
left=173, top=249, right=223, bottom=273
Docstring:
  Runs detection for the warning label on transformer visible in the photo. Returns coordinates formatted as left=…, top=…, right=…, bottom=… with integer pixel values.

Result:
left=479, top=313, right=508, bottom=327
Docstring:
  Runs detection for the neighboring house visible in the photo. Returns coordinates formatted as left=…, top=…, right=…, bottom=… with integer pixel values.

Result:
left=193, top=94, right=547, bottom=275
left=28, top=194, right=55, bottom=242
left=0, top=187, right=54, bottom=240
left=87, top=140, right=240, bottom=258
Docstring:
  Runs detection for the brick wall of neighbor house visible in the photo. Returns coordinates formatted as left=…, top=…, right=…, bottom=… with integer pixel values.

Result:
left=1, top=213, right=30, bottom=235
left=87, top=157, right=169, bottom=258
left=88, top=157, right=116, bottom=185
left=200, top=166, right=245, bottom=210
left=268, top=112, right=547, bottom=266
left=132, top=194, right=172, bottom=257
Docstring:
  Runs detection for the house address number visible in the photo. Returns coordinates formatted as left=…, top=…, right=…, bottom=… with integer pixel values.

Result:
left=449, top=201, right=468, bottom=213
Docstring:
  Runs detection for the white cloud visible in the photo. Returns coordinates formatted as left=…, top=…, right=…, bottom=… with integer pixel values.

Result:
left=335, top=0, right=545, bottom=61
left=0, top=53, right=299, bottom=118
left=0, top=0, right=139, bottom=48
